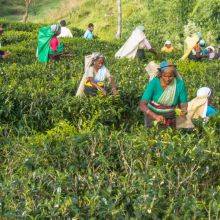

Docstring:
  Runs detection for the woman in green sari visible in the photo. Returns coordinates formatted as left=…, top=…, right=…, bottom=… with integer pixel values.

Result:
left=139, top=61, right=188, bottom=128
left=37, top=24, right=64, bottom=63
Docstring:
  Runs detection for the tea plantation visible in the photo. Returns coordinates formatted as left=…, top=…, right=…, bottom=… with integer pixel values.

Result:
left=0, top=21, right=219, bottom=218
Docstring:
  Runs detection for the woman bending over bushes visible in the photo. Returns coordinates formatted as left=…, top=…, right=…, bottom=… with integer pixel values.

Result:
left=37, top=24, right=64, bottom=63
left=76, top=53, right=118, bottom=97
left=139, top=61, right=188, bottom=128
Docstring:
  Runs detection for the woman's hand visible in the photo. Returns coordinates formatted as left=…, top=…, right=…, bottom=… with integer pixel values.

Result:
left=112, top=88, right=118, bottom=96
left=154, top=114, right=166, bottom=124
left=3, top=51, right=11, bottom=59
left=99, top=87, right=107, bottom=96
left=179, top=103, right=188, bottom=116
left=109, top=77, right=118, bottom=95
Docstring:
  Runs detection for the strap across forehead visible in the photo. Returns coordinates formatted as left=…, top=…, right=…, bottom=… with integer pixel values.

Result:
left=158, top=64, right=176, bottom=72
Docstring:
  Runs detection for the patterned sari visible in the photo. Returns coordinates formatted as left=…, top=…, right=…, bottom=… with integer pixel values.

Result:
left=147, top=79, right=177, bottom=127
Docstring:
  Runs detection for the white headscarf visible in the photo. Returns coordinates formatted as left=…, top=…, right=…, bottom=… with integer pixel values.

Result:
left=196, top=87, right=211, bottom=117
left=164, top=40, right=171, bottom=45
left=196, top=87, right=211, bottom=98
left=206, top=46, right=215, bottom=52
left=115, top=26, right=147, bottom=59
left=136, top=25, right=145, bottom=32
left=51, top=24, right=61, bottom=34
left=206, top=46, right=215, bottom=60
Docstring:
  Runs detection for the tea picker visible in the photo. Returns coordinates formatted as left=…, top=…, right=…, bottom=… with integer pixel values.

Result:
left=139, top=61, right=188, bottom=128
left=36, top=24, right=65, bottom=63
left=58, top=20, right=73, bottom=38
left=83, top=23, right=95, bottom=40
left=115, top=26, right=157, bottom=59
left=161, top=40, right=174, bottom=53
left=76, top=53, right=118, bottom=97
left=0, top=24, right=11, bottom=60
left=177, top=87, right=218, bottom=129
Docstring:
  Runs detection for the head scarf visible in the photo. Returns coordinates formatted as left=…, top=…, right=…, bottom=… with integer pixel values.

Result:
left=206, top=46, right=215, bottom=52
left=199, top=39, right=206, bottom=47
left=165, top=40, right=171, bottom=45
left=159, top=60, right=176, bottom=72
left=90, top=52, right=105, bottom=66
left=197, top=32, right=202, bottom=40
left=158, top=60, right=182, bottom=78
left=51, top=24, right=61, bottom=34
left=136, top=25, right=145, bottom=32
left=196, top=87, right=211, bottom=98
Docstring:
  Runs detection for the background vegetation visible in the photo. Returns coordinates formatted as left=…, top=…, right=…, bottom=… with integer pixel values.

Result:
left=1, top=0, right=219, bottom=42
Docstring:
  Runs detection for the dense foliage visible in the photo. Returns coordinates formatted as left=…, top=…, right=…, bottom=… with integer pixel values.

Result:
left=68, top=0, right=220, bottom=44
left=0, top=21, right=219, bottom=218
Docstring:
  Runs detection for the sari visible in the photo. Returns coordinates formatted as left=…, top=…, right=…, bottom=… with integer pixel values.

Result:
left=115, top=27, right=151, bottom=59
left=141, top=77, right=188, bottom=127
left=37, top=25, right=63, bottom=63
left=180, top=33, right=199, bottom=60
left=147, top=79, right=177, bottom=127
left=84, top=66, right=110, bottom=96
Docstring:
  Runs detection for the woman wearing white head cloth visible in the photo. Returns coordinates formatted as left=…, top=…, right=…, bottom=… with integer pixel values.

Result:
left=206, top=46, right=216, bottom=60
left=76, top=53, right=118, bottom=97
left=176, top=87, right=218, bottom=128
left=189, top=87, right=218, bottom=118
left=161, top=40, right=174, bottom=53
left=115, top=26, right=156, bottom=59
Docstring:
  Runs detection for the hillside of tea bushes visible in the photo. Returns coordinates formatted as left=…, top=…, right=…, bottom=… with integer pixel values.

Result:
left=67, top=0, right=220, bottom=42
left=0, top=21, right=220, bottom=218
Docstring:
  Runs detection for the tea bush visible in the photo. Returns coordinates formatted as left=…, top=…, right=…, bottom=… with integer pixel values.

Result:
left=0, top=22, right=219, bottom=218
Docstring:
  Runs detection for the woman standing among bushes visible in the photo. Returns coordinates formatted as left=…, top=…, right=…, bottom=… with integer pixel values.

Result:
left=76, top=53, right=118, bottom=97
left=37, top=24, right=64, bottom=62
left=139, top=61, right=188, bottom=128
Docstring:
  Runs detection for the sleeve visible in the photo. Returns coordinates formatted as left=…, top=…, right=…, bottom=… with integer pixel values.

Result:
left=83, top=30, right=88, bottom=39
left=179, top=80, right=188, bottom=104
left=142, top=38, right=152, bottom=50
left=141, top=79, right=155, bottom=102
left=50, top=38, right=59, bottom=51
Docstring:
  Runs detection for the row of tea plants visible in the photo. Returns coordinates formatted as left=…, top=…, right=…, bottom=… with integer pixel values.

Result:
left=0, top=21, right=219, bottom=218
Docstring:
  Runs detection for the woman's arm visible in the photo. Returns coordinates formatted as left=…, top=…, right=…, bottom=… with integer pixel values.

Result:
left=87, top=77, right=106, bottom=95
left=178, top=103, right=188, bottom=116
left=139, top=100, right=165, bottom=123
left=109, top=76, right=118, bottom=95
left=86, top=77, right=103, bottom=89
left=195, top=51, right=208, bottom=59
left=178, top=80, right=188, bottom=115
